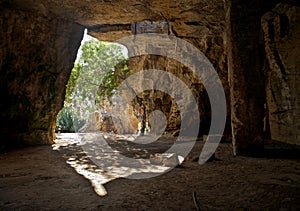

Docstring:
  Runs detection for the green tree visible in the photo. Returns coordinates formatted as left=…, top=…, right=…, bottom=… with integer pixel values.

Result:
left=56, top=39, right=129, bottom=132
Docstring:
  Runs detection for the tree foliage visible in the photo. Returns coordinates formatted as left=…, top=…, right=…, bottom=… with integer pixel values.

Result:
left=56, top=38, right=129, bottom=132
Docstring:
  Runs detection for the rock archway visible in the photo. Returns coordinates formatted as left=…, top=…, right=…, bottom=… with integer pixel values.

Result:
left=0, top=0, right=299, bottom=155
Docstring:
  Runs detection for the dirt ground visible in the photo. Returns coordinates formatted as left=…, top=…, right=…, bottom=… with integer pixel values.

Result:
left=0, top=133, right=299, bottom=211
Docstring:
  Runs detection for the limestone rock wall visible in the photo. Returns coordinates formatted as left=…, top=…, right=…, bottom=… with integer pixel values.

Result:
left=0, top=8, right=84, bottom=147
left=87, top=0, right=230, bottom=137
left=0, top=0, right=230, bottom=147
left=225, top=0, right=299, bottom=155
left=224, top=0, right=285, bottom=155
left=128, top=55, right=212, bottom=135
left=121, top=7, right=230, bottom=136
left=2, top=0, right=298, bottom=151
left=262, top=3, right=300, bottom=145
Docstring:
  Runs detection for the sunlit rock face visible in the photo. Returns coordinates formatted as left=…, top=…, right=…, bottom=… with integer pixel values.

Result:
left=262, top=3, right=300, bottom=145
left=88, top=0, right=230, bottom=136
left=127, top=55, right=213, bottom=135
left=124, top=14, right=229, bottom=136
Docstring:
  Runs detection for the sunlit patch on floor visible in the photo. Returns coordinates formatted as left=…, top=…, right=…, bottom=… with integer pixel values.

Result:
left=52, top=132, right=184, bottom=196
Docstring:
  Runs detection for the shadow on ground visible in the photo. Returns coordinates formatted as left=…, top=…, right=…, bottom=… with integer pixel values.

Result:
left=0, top=133, right=299, bottom=210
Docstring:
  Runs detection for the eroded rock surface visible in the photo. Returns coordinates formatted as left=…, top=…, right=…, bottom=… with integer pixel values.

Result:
left=262, top=3, right=300, bottom=145
left=0, top=8, right=84, bottom=147
left=0, top=0, right=299, bottom=150
left=0, top=0, right=229, bottom=147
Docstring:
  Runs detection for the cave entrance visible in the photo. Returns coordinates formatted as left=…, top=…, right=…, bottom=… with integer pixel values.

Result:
left=53, top=28, right=185, bottom=197
left=53, top=29, right=143, bottom=196
left=55, top=29, right=141, bottom=135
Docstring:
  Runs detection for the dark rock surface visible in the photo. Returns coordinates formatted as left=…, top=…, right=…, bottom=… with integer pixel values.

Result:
left=0, top=8, right=84, bottom=147
left=262, top=3, right=300, bottom=145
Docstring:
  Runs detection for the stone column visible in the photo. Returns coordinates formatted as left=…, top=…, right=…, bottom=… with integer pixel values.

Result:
left=262, top=3, right=300, bottom=145
left=225, top=0, right=271, bottom=155
left=0, top=9, right=84, bottom=148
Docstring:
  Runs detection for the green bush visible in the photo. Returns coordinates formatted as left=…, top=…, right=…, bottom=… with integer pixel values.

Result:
left=55, top=107, right=85, bottom=133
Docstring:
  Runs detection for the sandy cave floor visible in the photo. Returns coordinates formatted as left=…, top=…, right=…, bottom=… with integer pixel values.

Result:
left=0, top=133, right=300, bottom=211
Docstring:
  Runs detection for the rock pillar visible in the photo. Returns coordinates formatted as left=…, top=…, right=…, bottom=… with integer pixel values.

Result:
left=0, top=9, right=84, bottom=148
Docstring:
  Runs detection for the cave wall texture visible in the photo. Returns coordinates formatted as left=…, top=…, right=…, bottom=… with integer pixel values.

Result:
left=262, top=3, right=300, bottom=145
left=0, top=0, right=299, bottom=154
left=225, top=0, right=300, bottom=155
left=0, top=8, right=84, bottom=147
